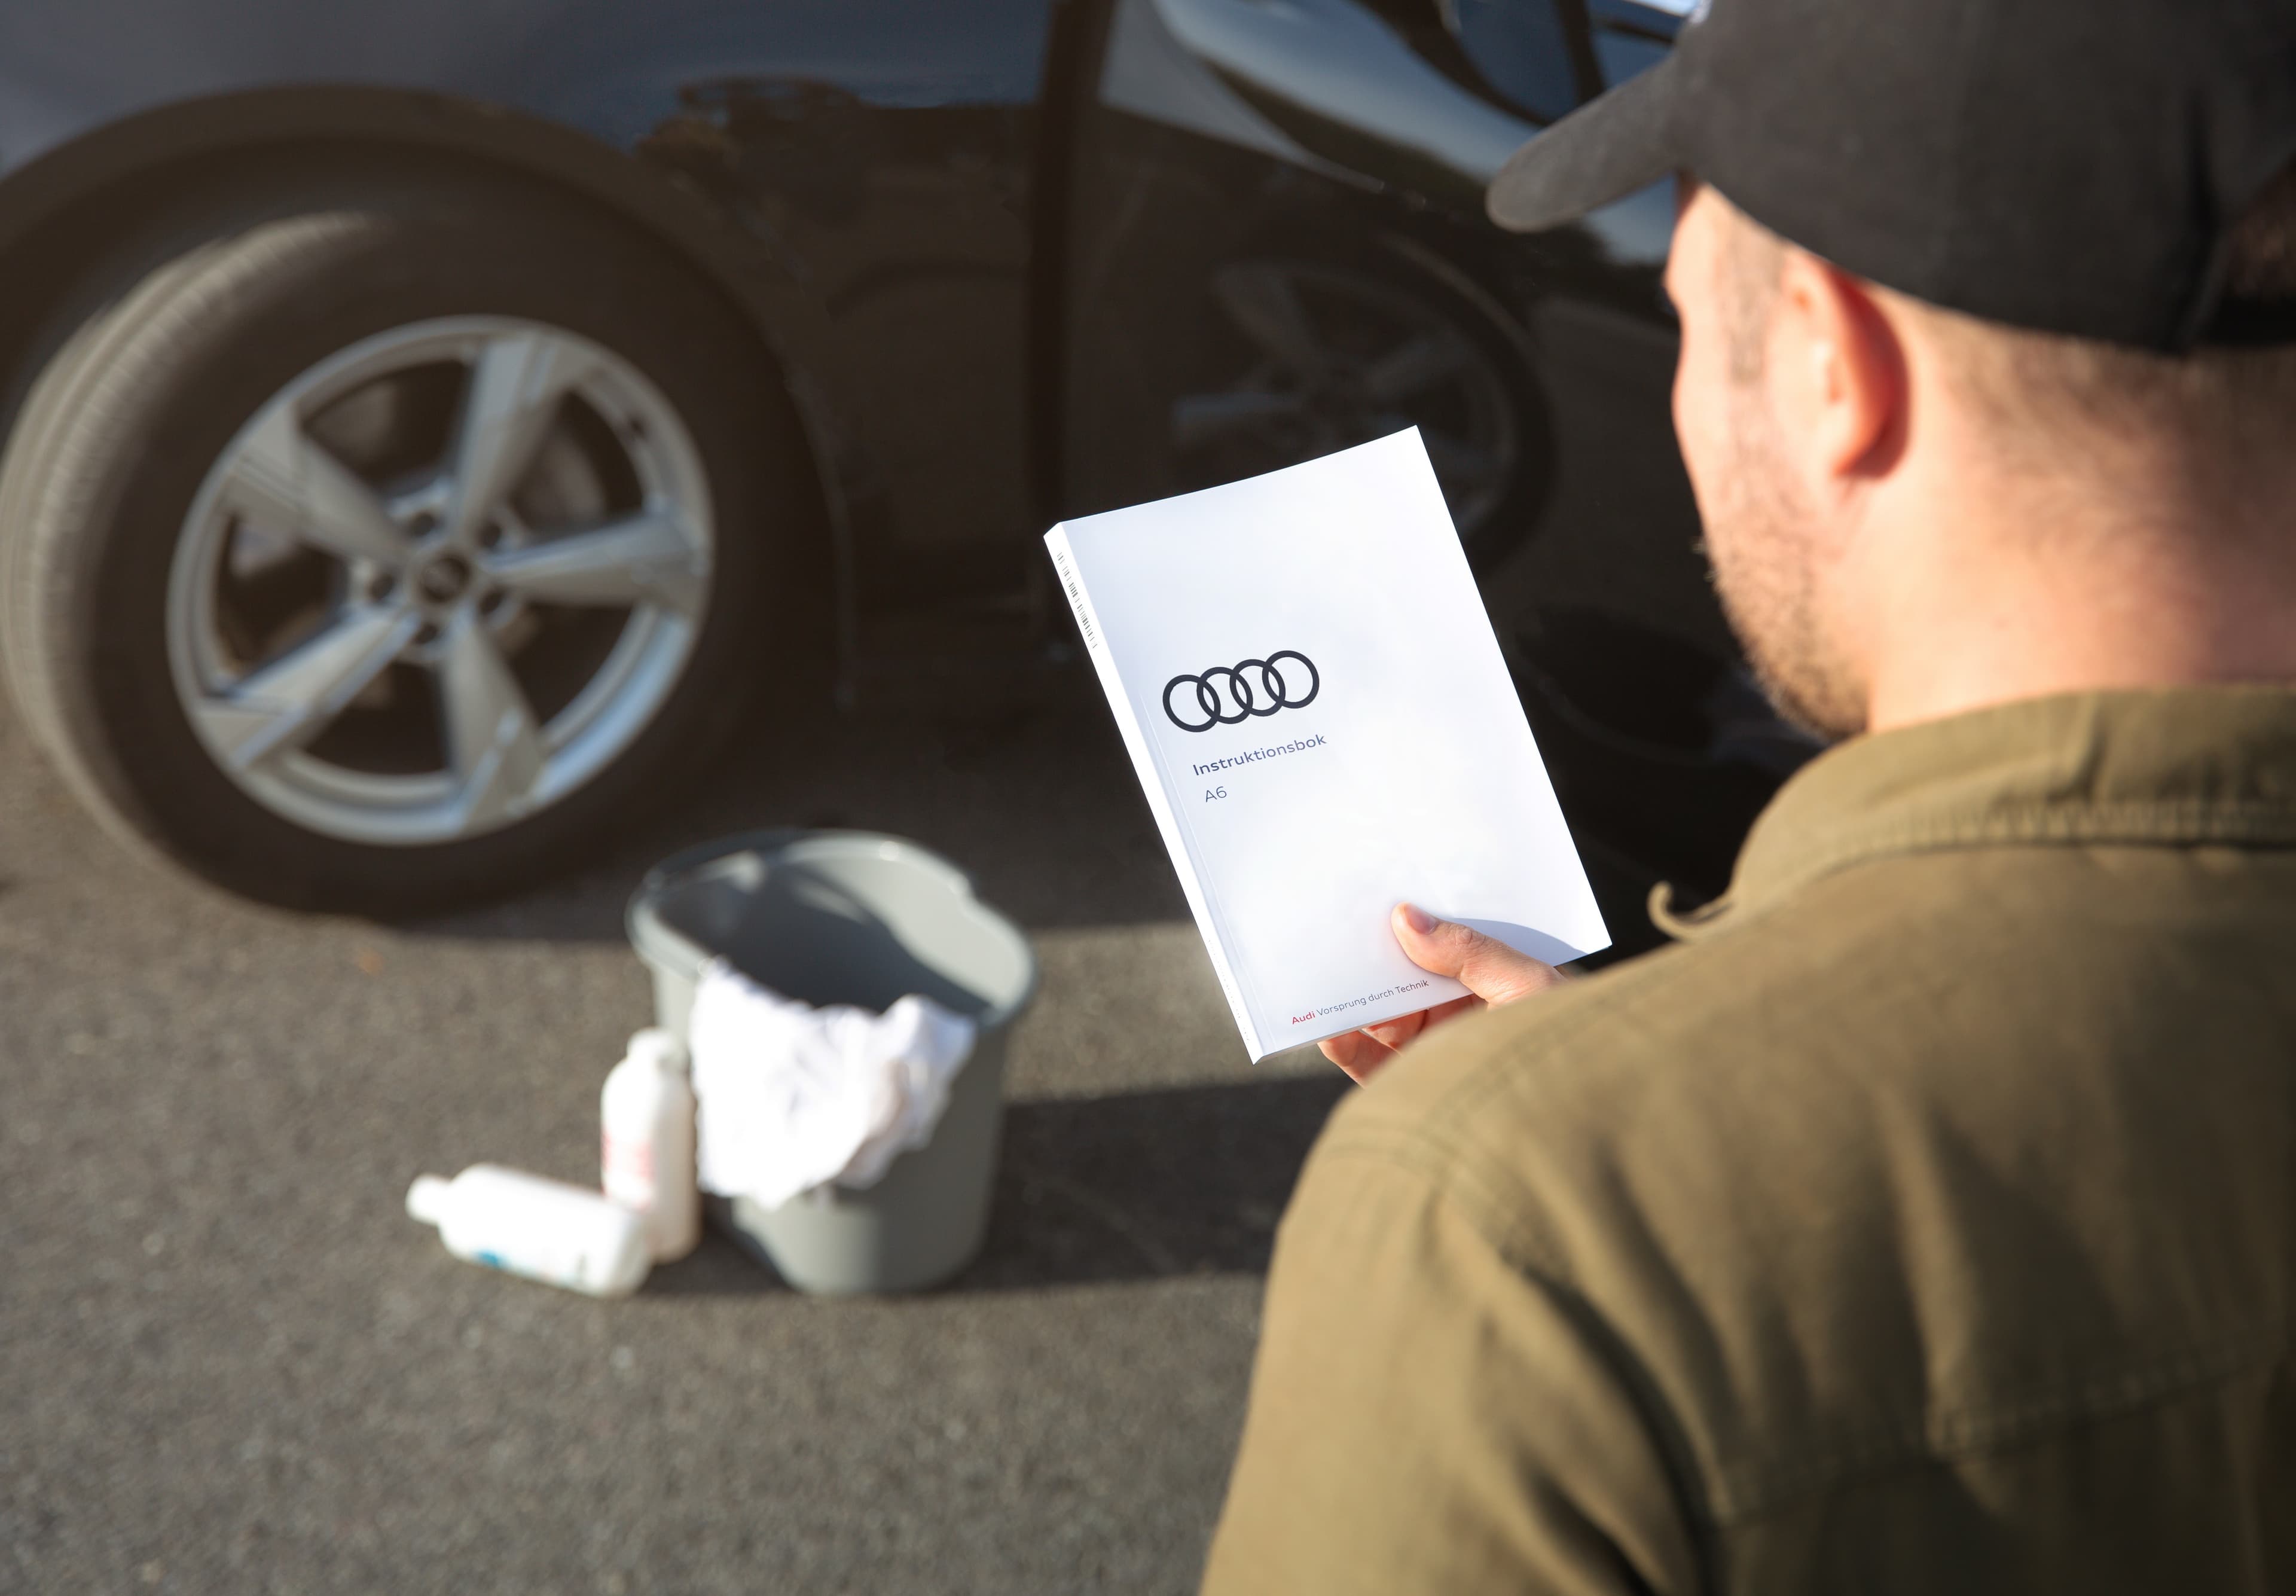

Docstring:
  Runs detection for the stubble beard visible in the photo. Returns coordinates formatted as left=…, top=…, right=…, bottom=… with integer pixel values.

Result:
left=1703, top=388, right=1868, bottom=743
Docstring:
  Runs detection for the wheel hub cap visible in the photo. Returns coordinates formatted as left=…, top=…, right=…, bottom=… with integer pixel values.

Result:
left=415, top=554, right=473, bottom=605
left=164, top=315, right=719, bottom=849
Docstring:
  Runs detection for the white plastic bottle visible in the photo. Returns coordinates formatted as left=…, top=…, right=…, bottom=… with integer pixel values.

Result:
left=600, top=1028, right=700, bottom=1263
left=405, top=1165, right=649, bottom=1298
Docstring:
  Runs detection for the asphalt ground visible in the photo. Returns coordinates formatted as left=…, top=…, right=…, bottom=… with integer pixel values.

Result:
left=0, top=671, right=1351, bottom=1595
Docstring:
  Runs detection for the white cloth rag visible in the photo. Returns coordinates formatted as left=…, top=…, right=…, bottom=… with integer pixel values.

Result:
left=687, top=959, right=978, bottom=1210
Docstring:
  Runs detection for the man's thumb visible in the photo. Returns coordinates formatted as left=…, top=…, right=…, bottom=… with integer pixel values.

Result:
left=1392, top=902, right=1568, bottom=1007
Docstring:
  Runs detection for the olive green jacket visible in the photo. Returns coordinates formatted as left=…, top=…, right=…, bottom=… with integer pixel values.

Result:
left=1204, top=689, right=2296, bottom=1594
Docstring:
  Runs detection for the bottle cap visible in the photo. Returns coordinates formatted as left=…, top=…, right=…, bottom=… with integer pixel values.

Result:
left=405, top=1173, right=451, bottom=1226
left=625, top=1027, right=688, bottom=1073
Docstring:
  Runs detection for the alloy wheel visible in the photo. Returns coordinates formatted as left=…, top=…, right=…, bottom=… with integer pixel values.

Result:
left=165, top=316, right=715, bottom=847
left=1170, top=261, right=1520, bottom=539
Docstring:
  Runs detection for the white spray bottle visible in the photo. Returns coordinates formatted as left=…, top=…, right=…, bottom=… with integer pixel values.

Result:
left=406, top=1165, right=650, bottom=1298
left=600, top=1027, right=700, bottom=1263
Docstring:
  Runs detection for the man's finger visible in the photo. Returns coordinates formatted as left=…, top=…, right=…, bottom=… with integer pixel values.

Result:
left=1319, top=1027, right=1395, bottom=1084
left=1421, top=993, right=1485, bottom=1030
left=1361, top=1009, right=1429, bottom=1052
left=1391, top=902, right=1570, bottom=1007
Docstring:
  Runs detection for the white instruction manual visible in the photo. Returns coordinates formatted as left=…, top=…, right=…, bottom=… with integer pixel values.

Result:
left=1045, top=429, right=1608, bottom=1060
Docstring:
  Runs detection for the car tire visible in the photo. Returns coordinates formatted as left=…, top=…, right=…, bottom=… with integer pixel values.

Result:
left=1160, top=242, right=1555, bottom=570
left=0, top=165, right=824, bottom=913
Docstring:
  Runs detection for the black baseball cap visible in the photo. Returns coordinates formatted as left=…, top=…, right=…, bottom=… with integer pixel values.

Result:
left=1488, top=0, right=2296, bottom=352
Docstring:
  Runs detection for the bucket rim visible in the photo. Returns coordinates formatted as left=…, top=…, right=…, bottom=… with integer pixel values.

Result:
left=624, top=828, right=1039, bottom=1026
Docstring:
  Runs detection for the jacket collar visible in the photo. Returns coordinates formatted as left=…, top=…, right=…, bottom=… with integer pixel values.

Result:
left=1655, top=686, right=2296, bottom=939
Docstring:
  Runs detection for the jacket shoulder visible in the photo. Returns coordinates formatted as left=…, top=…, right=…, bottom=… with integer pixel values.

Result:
left=1309, top=849, right=2296, bottom=1525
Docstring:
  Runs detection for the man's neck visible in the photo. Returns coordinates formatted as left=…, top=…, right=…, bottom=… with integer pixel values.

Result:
left=1852, top=486, right=2296, bottom=734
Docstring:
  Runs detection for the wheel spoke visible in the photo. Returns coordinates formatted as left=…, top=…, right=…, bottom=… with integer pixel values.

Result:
left=439, top=611, right=546, bottom=828
left=1170, top=390, right=1309, bottom=449
left=1212, top=266, right=1331, bottom=376
left=194, top=605, right=421, bottom=771
left=218, top=408, right=410, bottom=566
left=441, top=332, right=597, bottom=547
left=480, top=509, right=707, bottom=617
left=1361, top=334, right=1469, bottom=404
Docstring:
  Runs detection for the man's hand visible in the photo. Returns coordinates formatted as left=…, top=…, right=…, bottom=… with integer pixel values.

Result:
left=1320, top=904, right=1570, bottom=1084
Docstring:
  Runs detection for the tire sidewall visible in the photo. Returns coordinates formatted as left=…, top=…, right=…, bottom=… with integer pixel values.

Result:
left=1311, top=237, right=1557, bottom=572
left=1207, top=233, right=1556, bottom=572
left=43, top=187, right=814, bottom=910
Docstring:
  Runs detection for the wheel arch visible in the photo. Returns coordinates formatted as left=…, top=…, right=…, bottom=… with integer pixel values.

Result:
left=0, top=87, right=861, bottom=663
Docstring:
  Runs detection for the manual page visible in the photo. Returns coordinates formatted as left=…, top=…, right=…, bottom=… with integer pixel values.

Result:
left=1046, top=429, right=1608, bottom=1059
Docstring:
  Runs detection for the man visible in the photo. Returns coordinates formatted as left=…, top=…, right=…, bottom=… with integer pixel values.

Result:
left=1203, top=1, right=2296, bottom=1591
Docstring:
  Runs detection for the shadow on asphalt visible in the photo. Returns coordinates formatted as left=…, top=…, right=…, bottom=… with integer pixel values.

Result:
left=404, top=686, right=1196, bottom=942
left=402, top=700, right=1677, bottom=967
left=643, top=1073, right=1350, bottom=1296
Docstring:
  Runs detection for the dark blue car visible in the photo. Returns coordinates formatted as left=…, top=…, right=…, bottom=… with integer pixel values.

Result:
left=0, top=0, right=1799, bottom=924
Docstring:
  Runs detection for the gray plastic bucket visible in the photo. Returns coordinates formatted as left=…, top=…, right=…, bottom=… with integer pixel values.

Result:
left=625, top=829, right=1037, bottom=1294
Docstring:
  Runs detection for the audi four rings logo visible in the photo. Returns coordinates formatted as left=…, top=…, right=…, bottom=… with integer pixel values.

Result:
left=1162, top=651, right=1320, bottom=733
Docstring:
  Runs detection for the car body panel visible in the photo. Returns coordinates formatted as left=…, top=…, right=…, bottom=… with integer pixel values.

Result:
left=0, top=0, right=1804, bottom=922
left=1064, top=0, right=1727, bottom=661
left=0, top=0, right=1064, bottom=611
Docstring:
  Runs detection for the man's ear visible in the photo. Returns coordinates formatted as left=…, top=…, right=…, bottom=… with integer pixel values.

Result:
left=1770, top=251, right=1907, bottom=491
